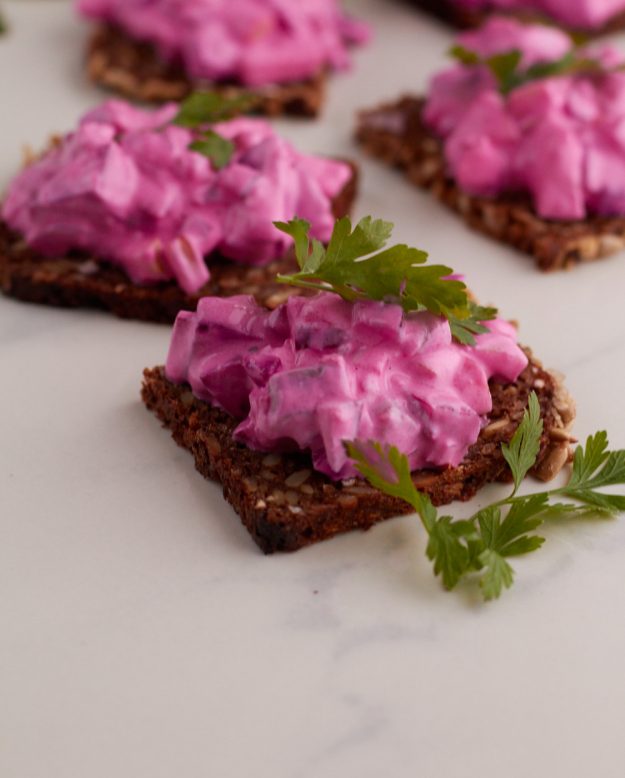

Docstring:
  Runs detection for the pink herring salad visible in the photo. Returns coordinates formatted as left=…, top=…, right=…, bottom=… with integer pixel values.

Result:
left=424, top=18, right=625, bottom=220
left=76, top=0, right=370, bottom=87
left=165, top=293, right=528, bottom=480
left=2, top=100, right=352, bottom=294
left=450, top=0, right=625, bottom=30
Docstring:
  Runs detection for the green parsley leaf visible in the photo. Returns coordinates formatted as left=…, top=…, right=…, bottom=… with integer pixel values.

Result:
left=449, top=42, right=613, bottom=96
left=450, top=45, right=525, bottom=93
left=524, top=52, right=604, bottom=83
left=568, top=431, right=611, bottom=483
left=477, top=498, right=546, bottom=557
left=558, top=432, right=625, bottom=513
left=344, top=440, right=437, bottom=530
left=534, top=502, right=611, bottom=521
left=275, top=216, right=497, bottom=346
left=0, top=10, right=7, bottom=36
left=426, top=516, right=475, bottom=590
left=486, top=50, right=524, bottom=94
left=173, top=91, right=256, bottom=127
left=502, top=392, right=543, bottom=494
left=346, top=395, right=625, bottom=602
left=189, top=130, right=235, bottom=170
left=449, top=44, right=481, bottom=67
left=169, top=91, right=256, bottom=170
left=479, top=550, right=515, bottom=601
left=474, top=499, right=546, bottom=598
left=273, top=217, right=325, bottom=275
left=447, top=303, right=498, bottom=346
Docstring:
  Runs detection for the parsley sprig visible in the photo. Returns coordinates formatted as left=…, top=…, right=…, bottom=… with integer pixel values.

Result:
left=450, top=43, right=611, bottom=95
left=187, top=131, right=236, bottom=170
left=275, top=216, right=497, bottom=346
left=172, top=91, right=257, bottom=127
left=346, top=393, right=625, bottom=601
left=172, top=91, right=256, bottom=170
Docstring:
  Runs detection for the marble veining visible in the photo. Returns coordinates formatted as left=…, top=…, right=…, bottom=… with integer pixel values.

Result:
left=2, top=2, right=625, bottom=777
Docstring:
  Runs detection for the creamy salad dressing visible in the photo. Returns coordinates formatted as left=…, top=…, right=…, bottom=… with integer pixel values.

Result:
left=452, top=0, right=625, bottom=29
left=76, top=0, right=370, bottom=86
left=424, top=18, right=625, bottom=220
left=165, top=293, right=528, bottom=480
left=2, top=100, right=351, bottom=293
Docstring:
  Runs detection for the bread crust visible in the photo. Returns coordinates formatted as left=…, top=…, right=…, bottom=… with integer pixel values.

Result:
left=141, top=355, right=576, bottom=553
left=85, top=24, right=327, bottom=117
left=406, top=0, right=625, bottom=35
left=356, top=97, right=625, bottom=270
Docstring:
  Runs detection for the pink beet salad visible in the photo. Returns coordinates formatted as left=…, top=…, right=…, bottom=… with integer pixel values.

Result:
left=451, top=0, right=625, bottom=30
left=165, top=293, right=528, bottom=480
left=1, top=100, right=352, bottom=294
left=424, top=18, right=625, bottom=221
left=76, top=0, right=370, bottom=86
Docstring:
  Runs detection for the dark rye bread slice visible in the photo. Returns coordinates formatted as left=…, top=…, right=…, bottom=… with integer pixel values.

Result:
left=356, top=97, right=625, bottom=270
left=86, top=24, right=326, bottom=117
left=141, top=353, right=576, bottom=553
left=406, top=0, right=625, bottom=37
left=404, top=0, right=485, bottom=27
left=0, top=164, right=358, bottom=323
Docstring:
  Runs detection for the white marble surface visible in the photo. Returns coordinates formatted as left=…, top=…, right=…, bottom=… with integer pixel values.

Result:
left=2, top=2, right=625, bottom=776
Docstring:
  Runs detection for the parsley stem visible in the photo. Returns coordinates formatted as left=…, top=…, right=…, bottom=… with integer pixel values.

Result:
left=466, top=491, right=549, bottom=525
left=276, top=277, right=330, bottom=292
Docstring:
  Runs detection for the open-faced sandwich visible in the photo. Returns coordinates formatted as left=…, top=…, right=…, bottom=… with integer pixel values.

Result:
left=357, top=18, right=625, bottom=270
left=410, top=0, right=625, bottom=37
left=76, top=0, right=370, bottom=116
left=0, top=94, right=357, bottom=322
left=142, top=216, right=577, bottom=555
